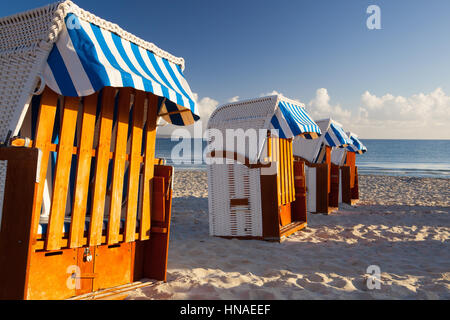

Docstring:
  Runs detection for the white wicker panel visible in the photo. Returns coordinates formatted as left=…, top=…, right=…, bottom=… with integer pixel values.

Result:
left=0, top=160, right=7, bottom=228
left=248, top=168, right=262, bottom=236
left=208, top=164, right=230, bottom=236
left=207, top=162, right=262, bottom=238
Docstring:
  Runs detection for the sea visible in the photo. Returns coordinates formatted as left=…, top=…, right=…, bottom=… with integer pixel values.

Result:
left=155, top=138, right=450, bottom=179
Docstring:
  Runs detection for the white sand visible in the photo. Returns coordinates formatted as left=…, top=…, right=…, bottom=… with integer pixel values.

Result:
left=128, top=171, right=450, bottom=300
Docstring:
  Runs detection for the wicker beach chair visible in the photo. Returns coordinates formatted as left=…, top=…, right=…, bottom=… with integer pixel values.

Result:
left=207, top=95, right=321, bottom=242
left=0, top=1, right=199, bottom=299
left=292, top=118, right=351, bottom=214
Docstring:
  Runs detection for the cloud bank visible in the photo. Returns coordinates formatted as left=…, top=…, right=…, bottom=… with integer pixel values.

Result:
left=157, top=87, right=450, bottom=139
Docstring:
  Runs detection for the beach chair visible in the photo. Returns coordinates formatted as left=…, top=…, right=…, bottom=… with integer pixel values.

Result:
left=207, top=95, right=321, bottom=242
left=292, top=119, right=351, bottom=214
left=330, top=132, right=367, bottom=205
left=0, top=1, right=199, bottom=299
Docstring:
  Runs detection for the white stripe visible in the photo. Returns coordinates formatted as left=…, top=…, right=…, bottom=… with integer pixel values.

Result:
left=56, top=23, right=94, bottom=96
left=79, top=19, right=123, bottom=87
left=154, top=55, right=184, bottom=97
left=172, top=63, right=195, bottom=100
left=100, top=28, right=144, bottom=91
left=138, top=47, right=167, bottom=97
left=275, top=109, right=293, bottom=138
left=166, top=62, right=195, bottom=105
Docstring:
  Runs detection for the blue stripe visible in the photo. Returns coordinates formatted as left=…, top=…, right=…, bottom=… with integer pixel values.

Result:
left=162, top=59, right=195, bottom=107
left=65, top=14, right=109, bottom=91
left=324, top=132, right=336, bottom=146
left=146, top=51, right=184, bottom=106
left=270, top=115, right=287, bottom=139
left=47, top=46, right=78, bottom=97
left=89, top=23, right=134, bottom=88
left=110, top=33, right=154, bottom=93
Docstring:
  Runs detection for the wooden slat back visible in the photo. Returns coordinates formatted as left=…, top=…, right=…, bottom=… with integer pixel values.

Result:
left=107, top=88, right=132, bottom=245
left=88, top=87, right=116, bottom=247
left=45, top=96, right=80, bottom=250
left=69, top=93, right=98, bottom=248
left=31, top=87, right=58, bottom=239
left=275, top=138, right=295, bottom=206
left=124, top=91, right=145, bottom=242
left=139, top=94, right=158, bottom=240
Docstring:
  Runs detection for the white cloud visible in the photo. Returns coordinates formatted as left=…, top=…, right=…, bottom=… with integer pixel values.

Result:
left=306, top=87, right=450, bottom=139
left=228, top=96, right=240, bottom=103
left=157, top=88, right=450, bottom=139
left=306, top=88, right=351, bottom=124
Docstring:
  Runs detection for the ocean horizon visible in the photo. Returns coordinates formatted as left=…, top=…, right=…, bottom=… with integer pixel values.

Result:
left=155, top=137, right=450, bottom=179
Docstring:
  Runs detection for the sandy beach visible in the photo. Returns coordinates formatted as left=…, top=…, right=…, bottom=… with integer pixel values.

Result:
left=128, top=170, right=449, bottom=300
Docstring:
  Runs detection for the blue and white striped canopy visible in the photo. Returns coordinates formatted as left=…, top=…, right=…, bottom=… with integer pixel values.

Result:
left=324, top=122, right=352, bottom=147
left=270, top=100, right=321, bottom=139
left=43, top=13, right=199, bottom=126
left=346, top=133, right=367, bottom=154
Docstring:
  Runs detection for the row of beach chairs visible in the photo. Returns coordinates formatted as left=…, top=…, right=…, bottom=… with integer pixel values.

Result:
left=0, top=1, right=365, bottom=299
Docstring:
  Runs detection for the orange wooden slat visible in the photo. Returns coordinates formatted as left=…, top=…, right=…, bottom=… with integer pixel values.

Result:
left=280, top=138, right=286, bottom=205
left=106, top=88, right=132, bottom=245
left=124, top=91, right=145, bottom=243
left=69, top=93, right=98, bottom=248
left=139, top=93, right=158, bottom=240
left=31, top=87, right=58, bottom=240
left=46, top=96, right=80, bottom=250
left=89, top=87, right=116, bottom=246
left=286, top=140, right=294, bottom=203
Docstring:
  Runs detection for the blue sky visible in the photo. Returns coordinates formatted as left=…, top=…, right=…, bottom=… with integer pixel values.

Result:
left=2, top=0, right=450, bottom=139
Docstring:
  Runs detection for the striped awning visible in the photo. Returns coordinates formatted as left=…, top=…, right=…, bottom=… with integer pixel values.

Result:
left=43, top=13, right=199, bottom=126
left=270, top=100, right=321, bottom=139
left=346, top=133, right=367, bottom=154
left=324, top=123, right=352, bottom=147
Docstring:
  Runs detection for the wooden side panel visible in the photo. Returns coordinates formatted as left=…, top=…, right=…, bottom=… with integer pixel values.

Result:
left=341, top=166, right=352, bottom=204
left=260, top=174, right=280, bottom=241
left=69, top=93, right=98, bottom=248
left=352, top=166, right=359, bottom=200
left=0, top=147, right=39, bottom=300
left=152, top=176, right=166, bottom=223
left=124, top=91, right=145, bottom=242
left=140, top=94, right=158, bottom=240
left=143, top=165, right=173, bottom=281
left=46, top=97, right=80, bottom=250
left=292, top=160, right=307, bottom=223
left=325, top=146, right=331, bottom=194
left=31, top=87, right=58, bottom=238
left=107, top=88, right=132, bottom=245
left=315, top=164, right=329, bottom=214
left=89, top=87, right=116, bottom=246
left=329, top=163, right=340, bottom=208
